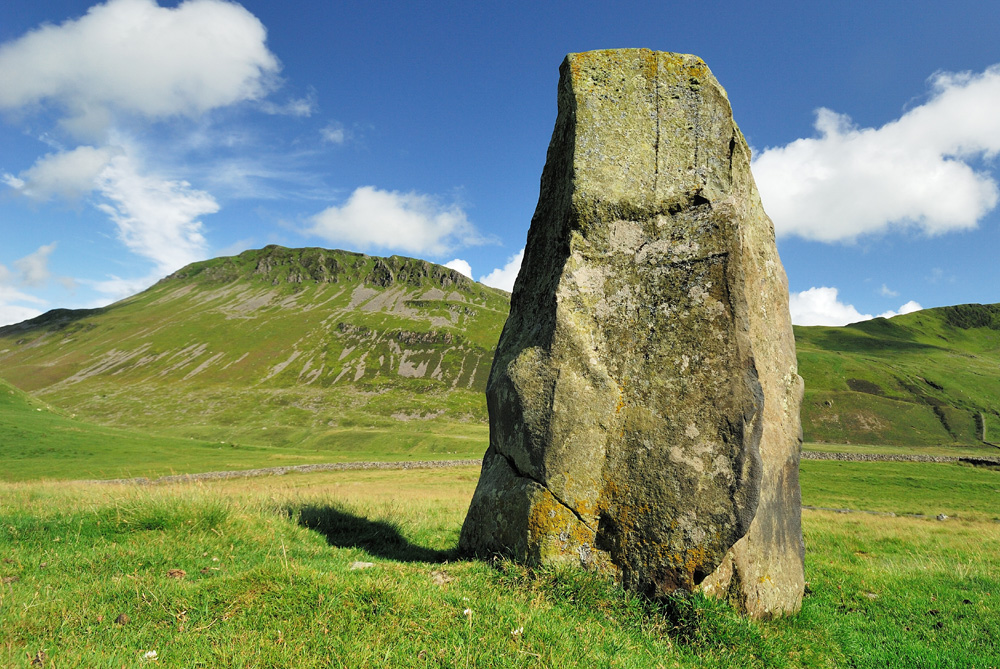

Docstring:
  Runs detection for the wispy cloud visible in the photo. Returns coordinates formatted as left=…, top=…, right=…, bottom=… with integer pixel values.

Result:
left=320, top=121, right=347, bottom=145
left=95, top=154, right=215, bottom=274
left=13, top=242, right=58, bottom=287
left=259, top=92, right=317, bottom=117
left=0, top=246, right=64, bottom=327
left=80, top=271, right=162, bottom=306
left=754, top=65, right=1000, bottom=242
left=4, top=142, right=216, bottom=275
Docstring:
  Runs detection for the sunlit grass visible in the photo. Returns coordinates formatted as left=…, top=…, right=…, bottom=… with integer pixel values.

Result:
left=2, top=463, right=999, bottom=667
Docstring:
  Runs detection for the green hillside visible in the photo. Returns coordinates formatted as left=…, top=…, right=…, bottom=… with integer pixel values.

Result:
left=795, top=304, right=1000, bottom=450
left=2, top=244, right=999, bottom=475
left=0, top=246, right=507, bottom=469
left=0, top=376, right=244, bottom=481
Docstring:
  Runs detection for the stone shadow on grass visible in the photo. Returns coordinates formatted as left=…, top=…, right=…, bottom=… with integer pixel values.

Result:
left=293, top=504, right=452, bottom=563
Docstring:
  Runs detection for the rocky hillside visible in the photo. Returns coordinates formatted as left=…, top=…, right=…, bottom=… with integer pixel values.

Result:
left=0, top=246, right=509, bottom=449
left=2, top=245, right=999, bottom=453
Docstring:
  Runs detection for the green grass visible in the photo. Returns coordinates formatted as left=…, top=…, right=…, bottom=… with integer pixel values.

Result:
left=0, top=375, right=488, bottom=482
left=800, top=459, right=1000, bottom=519
left=2, top=463, right=998, bottom=667
left=795, top=306, right=1000, bottom=449
left=0, top=368, right=489, bottom=481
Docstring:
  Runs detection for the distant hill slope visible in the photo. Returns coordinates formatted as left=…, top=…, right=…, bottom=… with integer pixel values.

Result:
left=795, top=304, right=1000, bottom=449
left=0, top=375, right=243, bottom=481
left=0, top=246, right=508, bottom=451
left=2, top=245, right=998, bottom=455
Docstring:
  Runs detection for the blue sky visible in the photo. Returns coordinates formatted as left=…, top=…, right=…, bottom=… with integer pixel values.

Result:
left=2, top=0, right=999, bottom=327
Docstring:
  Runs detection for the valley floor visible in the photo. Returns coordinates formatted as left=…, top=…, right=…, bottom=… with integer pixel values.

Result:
left=1, top=460, right=998, bottom=667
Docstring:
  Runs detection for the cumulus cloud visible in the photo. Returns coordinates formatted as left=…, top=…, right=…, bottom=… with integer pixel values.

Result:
left=4, top=146, right=120, bottom=200
left=754, top=65, right=1000, bottom=242
left=879, top=300, right=923, bottom=320
left=95, top=154, right=216, bottom=273
left=0, top=0, right=279, bottom=136
left=789, top=286, right=923, bottom=326
left=308, top=186, right=484, bottom=256
left=444, top=259, right=472, bottom=278
left=879, top=283, right=899, bottom=298
left=479, top=248, right=524, bottom=292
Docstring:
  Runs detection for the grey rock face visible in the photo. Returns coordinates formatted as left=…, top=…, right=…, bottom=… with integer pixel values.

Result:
left=459, top=49, right=804, bottom=617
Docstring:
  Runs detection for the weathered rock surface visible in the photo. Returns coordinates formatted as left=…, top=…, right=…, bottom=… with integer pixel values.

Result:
left=459, top=49, right=804, bottom=617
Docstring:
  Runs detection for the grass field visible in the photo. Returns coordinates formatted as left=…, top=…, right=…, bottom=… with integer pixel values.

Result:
left=0, top=376, right=488, bottom=482
left=2, top=461, right=998, bottom=667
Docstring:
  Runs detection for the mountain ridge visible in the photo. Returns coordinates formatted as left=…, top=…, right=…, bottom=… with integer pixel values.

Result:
left=0, top=246, right=508, bottom=455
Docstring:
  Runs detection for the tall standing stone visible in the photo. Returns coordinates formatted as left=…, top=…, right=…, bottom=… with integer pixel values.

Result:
left=459, top=49, right=804, bottom=617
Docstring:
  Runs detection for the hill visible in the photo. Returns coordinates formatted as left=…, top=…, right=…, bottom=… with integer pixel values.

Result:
left=2, top=245, right=1000, bottom=469
left=795, top=304, right=1000, bottom=450
left=0, top=246, right=508, bottom=467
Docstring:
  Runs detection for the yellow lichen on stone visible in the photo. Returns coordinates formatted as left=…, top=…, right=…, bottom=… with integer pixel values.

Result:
left=461, top=48, right=802, bottom=617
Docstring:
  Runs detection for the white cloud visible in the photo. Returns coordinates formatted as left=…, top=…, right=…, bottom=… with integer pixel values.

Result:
left=259, top=93, right=316, bottom=117
left=0, top=0, right=279, bottom=136
left=878, top=283, right=899, bottom=298
left=1, top=174, right=25, bottom=190
left=0, top=258, right=48, bottom=327
left=4, top=146, right=120, bottom=200
left=95, top=154, right=216, bottom=273
left=479, top=248, right=524, bottom=292
left=81, top=272, right=160, bottom=305
left=308, top=186, right=483, bottom=256
left=790, top=286, right=924, bottom=326
left=0, top=304, right=44, bottom=328
left=3, top=143, right=216, bottom=277
left=754, top=65, right=1000, bottom=242
left=0, top=266, right=46, bottom=305
left=320, top=121, right=347, bottom=144
left=444, top=259, right=472, bottom=278
left=789, top=287, right=871, bottom=326
left=13, top=243, right=58, bottom=287
left=879, top=300, right=923, bottom=319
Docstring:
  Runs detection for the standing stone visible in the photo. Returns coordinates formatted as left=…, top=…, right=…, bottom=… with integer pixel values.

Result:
left=459, top=49, right=804, bottom=617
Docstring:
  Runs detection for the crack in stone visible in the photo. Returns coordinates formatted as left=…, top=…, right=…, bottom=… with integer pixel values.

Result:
left=495, top=449, right=598, bottom=534
left=728, top=132, right=737, bottom=180
left=653, top=54, right=660, bottom=195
